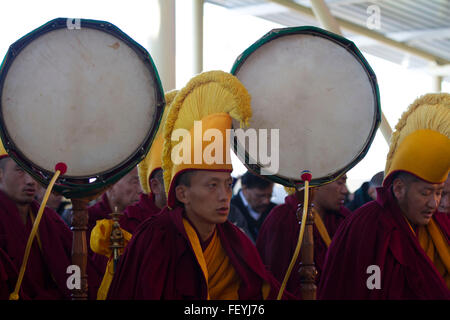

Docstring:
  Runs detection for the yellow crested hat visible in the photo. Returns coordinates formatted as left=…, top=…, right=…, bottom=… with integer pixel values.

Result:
left=162, top=70, right=251, bottom=208
left=138, top=90, right=178, bottom=194
left=0, top=139, right=8, bottom=159
left=384, top=93, right=450, bottom=186
left=284, top=186, right=296, bottom=196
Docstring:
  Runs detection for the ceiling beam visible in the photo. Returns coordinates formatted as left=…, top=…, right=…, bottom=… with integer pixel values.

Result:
left=388, top=27, right=450, bottom=42
left=267, top=0, right=450, bottom=65
left=229, top=2, right=289, bottom=16
left=418, top=63, right=450, bottom=76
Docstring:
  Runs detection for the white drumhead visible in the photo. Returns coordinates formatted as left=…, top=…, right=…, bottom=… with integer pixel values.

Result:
left=2, top=27, right=157, bottom=177
left=233, top=32, right=377, bottom=182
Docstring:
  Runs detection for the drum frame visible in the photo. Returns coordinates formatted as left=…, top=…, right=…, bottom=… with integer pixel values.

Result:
left=0, top=18, right=165, bottom=198
left=231, top=26, right=381, bottom=189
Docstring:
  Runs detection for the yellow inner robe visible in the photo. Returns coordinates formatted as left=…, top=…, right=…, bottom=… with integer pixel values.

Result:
left=183, top=218, right=241, bottom=300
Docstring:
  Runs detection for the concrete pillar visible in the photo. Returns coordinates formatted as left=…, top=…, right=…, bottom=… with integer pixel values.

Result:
left=192, top=0, right=204, bottom=75
left=432, top=75, right=443, bottom=92
left=149, top=0, right=176, bottom=91
left=310, top=0, right=341, bottom=34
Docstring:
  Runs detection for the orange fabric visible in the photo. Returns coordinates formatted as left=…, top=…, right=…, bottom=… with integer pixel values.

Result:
left=90, top=219, right=133, bottom=300
left=171, top=113, right=233, bottom=173
left=167, top=113, right=233, bottom=208
left=204, top=227, right=241, bottom=300
left=313, top=209, right=332, bottom=248
left=418, top=219, right=450, bottom=289
left=183, top=218, right=240, bottom=300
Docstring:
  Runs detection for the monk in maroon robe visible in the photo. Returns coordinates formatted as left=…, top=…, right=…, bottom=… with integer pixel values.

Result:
left=119, top=192, right=163, bottom=232
left=89, top=170, right=165, bottom=282
left=319, top=93, right=450, bottom=299
left=89, top=137, right=167, bottom=299
left=107, top=202, right=285, bottom=299
left=107, top=71, right=293, bottom=300
left=86, top=167, right=142, bottom=287
left=0, top=155, right=102, bottom=299
left=256, top=175, right=350, bottom=297
left=318, top=181, right=449, bottom=299
left=0, top=189, right=72, bottom=299
left=87, top=166, right=142, bottom=232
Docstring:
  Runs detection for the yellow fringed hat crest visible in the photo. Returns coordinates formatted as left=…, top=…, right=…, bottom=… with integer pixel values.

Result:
left=138, top=90, right=178, bottom=194
left=0, top=139, right=8, bottom=159
left=384, top=93, right=450, bottom=186
left=162, top=70, right=252, bottom=208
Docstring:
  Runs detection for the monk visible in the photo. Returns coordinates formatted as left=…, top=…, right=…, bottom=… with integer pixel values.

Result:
left=85, top=166, right=141, bottom=286
left=107, top=71, right=290, bottom=300
left=318, top=93, right=450, bottom=299
left=256, top=174, right=350, bottom=297
left=87, top=166, right=142, bottom=232
left=0, top=146, right=103, bottom=299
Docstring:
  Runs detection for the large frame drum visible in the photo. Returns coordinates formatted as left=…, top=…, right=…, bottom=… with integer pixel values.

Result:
left=0, top=18, right=165, bottom=198
left=231, top=26, right=381, bottom=188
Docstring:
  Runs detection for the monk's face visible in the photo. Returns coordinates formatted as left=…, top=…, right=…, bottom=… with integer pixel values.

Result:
left=438, top=175, right=450, bottom=213
left=176, top=170, right=233, bottom=226
left=0, top=158, right=37, bottom=204
left=394, top=177, right=444, bottom=226
left=107, top=167, right=142, bottom=212
left=314, top=175, right=348, bottom=212
left=242, top=185, right=274, bottom=214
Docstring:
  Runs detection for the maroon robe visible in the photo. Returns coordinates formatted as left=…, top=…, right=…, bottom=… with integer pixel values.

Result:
left=88, top=193, right=112, bottom=233
left=89, top=193, right=162, bottom=298
left=318, top=186, right=450, bottom=299
left=0, top=246, right=29, bottom=299
left=0, top=190, right=72, bottom=299
left=107, top=206, right=293, bottom=300
left=256, top=194, right=350, bottom=297
left=86, top=193, right=113, bottom=290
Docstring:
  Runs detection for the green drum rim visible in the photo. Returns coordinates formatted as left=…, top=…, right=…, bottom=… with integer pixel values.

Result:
left=0, top=18, right=165, bottom=198
left=230, top=26, right=381, bottom=189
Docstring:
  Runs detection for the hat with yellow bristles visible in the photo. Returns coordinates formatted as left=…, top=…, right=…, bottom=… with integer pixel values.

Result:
left=138, top=90, right=178, bottom=194
left=0, top=139, right=8, bottom=159
left=162, top=70, right=251, bottom=208
left=384, top=93, right=450, bottom=186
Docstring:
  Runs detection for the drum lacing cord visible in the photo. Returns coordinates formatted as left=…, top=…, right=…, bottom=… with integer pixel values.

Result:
left=9, top=163, right=67, bottom=300
left=277, top=171, right=311, bottom=300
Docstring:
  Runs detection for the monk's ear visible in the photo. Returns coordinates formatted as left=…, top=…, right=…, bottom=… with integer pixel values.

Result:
left=392, top=178, right=407, bottom=200
left=175, top=184, right=189, bottom=205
